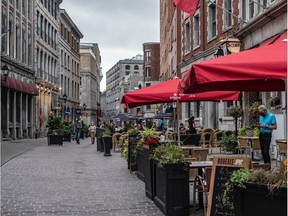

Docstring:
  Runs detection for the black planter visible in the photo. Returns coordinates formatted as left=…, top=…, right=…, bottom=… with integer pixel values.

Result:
left=153, top=162, right=189, bottom=216
left=128, top=135, right=138, bottom=172
left=143, top=142, right=162, bottom=200
left=234, top=182, right=287, bottom=216
left=62, top=134, right=71, bottom=142
left=102, top=136, right=112, bottom=156
left=47, top=135, right=63, bottom=146
left=137, top=148, right=145, bottom=182
left=96, top=128, right=105, bottom=152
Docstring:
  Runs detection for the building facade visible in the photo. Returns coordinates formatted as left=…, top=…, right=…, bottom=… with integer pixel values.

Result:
left=79, top=43, right=102, bottom=125
left=59, top=9, right=83, bottom=122
left=105, top=55, right=144, bottom=119
left=1, top=0, right=39, bottom=140
left=35, top=0, right=62, bottom=136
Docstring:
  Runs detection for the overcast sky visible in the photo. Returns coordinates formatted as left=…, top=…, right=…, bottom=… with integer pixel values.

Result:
left=61, top=1, right=160, bottom=91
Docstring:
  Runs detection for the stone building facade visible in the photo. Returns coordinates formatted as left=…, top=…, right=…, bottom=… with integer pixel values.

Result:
left=79, top=43, right=102, bottom=125
left=1, top=0, right=39, bottom=140
left=105, top=55, right=144, bottom=119
left=35, top=0, right=62, bottom=136
left=59, top=9, right=83, bottom=122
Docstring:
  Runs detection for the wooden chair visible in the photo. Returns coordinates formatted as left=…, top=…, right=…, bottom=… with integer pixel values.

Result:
left=203, top=128, right=213, bottom=133
left=193, top=167, right=212, bottom=215
left=276, top=139, right=287, bottom=167
left=200, top=132, right=213, bottom=150
left=237, top=137, right=251, bottom=156
left=224, top=130, right=233, bottom=136
left=212, top=131, right=224, bottom=153
left=252, top=163, right=270, bottom=171
left=181, top=149, right=191, bottom=158
left=191, top=148, right=209, bottom=161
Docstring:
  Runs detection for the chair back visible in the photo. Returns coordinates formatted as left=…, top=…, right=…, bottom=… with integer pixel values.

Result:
left=203, top=128, right=213, bottom=133
left=238, top=137, right=249, bottom=150
left=252, top=163, right=270, bottom=171
left=191, top=148, right=209, bottom=161
left=252, top=139, right=261, bottom=150
left=200, top=132, right=213, bottom=147
left=213, top=131, right=224, bottom=142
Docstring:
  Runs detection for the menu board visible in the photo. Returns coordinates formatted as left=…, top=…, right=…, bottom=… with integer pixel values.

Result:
left=207, top=156, right=251, bottom=216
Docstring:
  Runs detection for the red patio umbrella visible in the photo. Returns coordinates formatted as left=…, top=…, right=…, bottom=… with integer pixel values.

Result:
left=121, top=78, right=239, bottom=108
left=180, top=39, right=287, bottom=94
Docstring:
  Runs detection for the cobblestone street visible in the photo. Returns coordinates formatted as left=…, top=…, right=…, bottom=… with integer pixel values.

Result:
left=1, top=139, right=164, bottom=216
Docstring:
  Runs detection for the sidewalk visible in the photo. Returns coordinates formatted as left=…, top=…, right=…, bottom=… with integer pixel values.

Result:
left=1, top=139, right=164, bottom=216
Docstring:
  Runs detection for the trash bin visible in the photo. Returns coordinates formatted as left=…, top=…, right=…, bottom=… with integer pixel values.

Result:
left=96, top=128, right=105, bottom=152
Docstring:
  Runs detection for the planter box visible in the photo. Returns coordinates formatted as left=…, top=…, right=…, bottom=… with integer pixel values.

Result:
left=153, top=162, right=189, bottom=216
left=143, top=142, right=161, bottom=200
left=102, top=136, right=112, bottom=156
left=234, top=182, right=287, bottom=216
left=128, top=135, right=138, bottom=172
left=137, top=148, right=145, bottom=182
left=47, top=135, right=63, bottom=146
left=62, top=134, right=71, bottom=142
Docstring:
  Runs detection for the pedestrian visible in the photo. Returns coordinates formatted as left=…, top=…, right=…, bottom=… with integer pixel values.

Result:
left=89, top=121, right=97, bottom=144
left=179, top=123, right=186, bottom=134
left=109, top=119, right=115, bottom=134
left=254, top=105, right=277, bottom=169
left=188, top=116, right=196, bottom=134
left=75, top=119, right=82, bottom=144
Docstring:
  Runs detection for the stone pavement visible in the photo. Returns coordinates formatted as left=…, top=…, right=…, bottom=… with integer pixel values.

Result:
left=1, top=138, right=165, bottom=216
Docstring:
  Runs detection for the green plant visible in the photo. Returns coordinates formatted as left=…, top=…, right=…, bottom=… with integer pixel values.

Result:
left=238, top=125, right=254, bottom=136
left=102, top=127, right=112, bottom=137
left=137, top=137, right=144, bottom=149
left=267, top=96, right=280, bottom=108
left=46, top=116, right=63, bottom=135
left=253, top=127, right=260, bottom=137
left=248, top=102, right=260, bottom=117
left=223, top=169, right=251, bottom=209
left=127, top=128, right=140, bottom=136
left=140, top=126, right=158, bottom=138
left=62, top=121, right=73, bottom=135
left=227, top=106, right=243, bottom=118
left=123, top=139, right=129, bottom=160
left=152, top=143, right=188, bottom=167
left=220, top=135, right=238, bottom=153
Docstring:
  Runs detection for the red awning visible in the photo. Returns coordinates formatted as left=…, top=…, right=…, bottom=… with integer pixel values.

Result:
left=180, top=40, right=287, bottom=94
left=1, top=74, right=39, bottom=96
left=121, top=78, right=239, bottom=108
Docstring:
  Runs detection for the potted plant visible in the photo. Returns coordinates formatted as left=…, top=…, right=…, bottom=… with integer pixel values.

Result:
left=151, top=144, right=189, bottom=216
left=102, top=127, right=112, bottom=156
left=46, top=115, right=64, bottom=146
left=62, top=121, right=73, bottom=142
left=238, top=125, right=254, bottom=137
left=223, top=165, right=287, bottom=216
left=267, top=96, right=281, bottom=109
left=220, top=135, right=238, bottom=154
left=141, top=126, right=160, bottom=144
left=248, top=102, right=260, bottom=117
left=227, top=106, right=243, bottom=119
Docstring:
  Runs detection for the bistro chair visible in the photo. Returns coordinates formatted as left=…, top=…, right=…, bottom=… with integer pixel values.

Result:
left=212, top=131, right=224, bottom=153
left=275, top=139, right=287, bottom=167
left=200, top=132, right=213, bottom=150
left=191, top=148, right=209, bottom=161
left=224, top=130, right=233, bottom=137
left=193, top=167, right=212, bottom=215
left=202, top=128, right=213, bottom=133
left=112, top=133, right=122, bottom=152
left=237, top=137, right=251, bottom=156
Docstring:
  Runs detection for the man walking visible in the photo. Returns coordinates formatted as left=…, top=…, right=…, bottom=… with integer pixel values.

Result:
left=75, top=119, right=82, bottom=144
left=255, top=105, right=277, bottom=169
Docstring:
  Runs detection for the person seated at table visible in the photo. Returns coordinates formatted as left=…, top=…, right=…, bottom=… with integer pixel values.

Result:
left=188, top=116, right=197, bottom=134
left=179, top=123, right=186, bottom=134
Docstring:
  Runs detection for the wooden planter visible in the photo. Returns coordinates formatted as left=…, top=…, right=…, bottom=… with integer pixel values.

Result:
left=137, top=148, right=145, bottom=182
left=153, top=162, right=189, bottom=216
left=47, top=135, right=63, bottom=146
left=234, top=182, right=287, bottom=216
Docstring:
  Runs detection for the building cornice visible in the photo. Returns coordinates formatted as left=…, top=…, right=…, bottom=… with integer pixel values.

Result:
left=236, top=1, right=287, bottom=39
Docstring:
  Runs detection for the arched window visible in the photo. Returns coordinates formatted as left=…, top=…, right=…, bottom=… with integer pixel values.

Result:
left=134, top=65, right=139, bottom=70
left=125, top=65, right=130, bottom=70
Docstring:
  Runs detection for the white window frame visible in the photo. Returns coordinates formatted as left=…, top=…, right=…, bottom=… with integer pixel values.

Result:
left=193, top=13, right=200, bottom=49
left=223, top=0, right=232, bottom=30
left=208, top=3, right=217, bottom=41
left=184, top=19, right=191, bottom=54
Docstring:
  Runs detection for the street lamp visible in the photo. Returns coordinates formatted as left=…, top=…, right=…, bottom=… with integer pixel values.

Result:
left=83, top=103, right=86, bottom=111
left=214, top=46, right=224, bottom=58
left=1, top=65, right=11, bottom=82
left=63, top=93, right=68, bottom=103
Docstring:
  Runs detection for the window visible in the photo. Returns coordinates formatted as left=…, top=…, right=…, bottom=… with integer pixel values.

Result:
left=145, top=67, right=151, bottom=77
left=146, top=83, right=151, bottom=87
left=241, top=0, right=269, bottom=21
left=193, top=15, right=200, bottom=48
left=134, top=65, right=139, bottom=70
left=145, top=50, right=151, bottom=61
left=209, top=4, right=216, bottom=39
left=224, top=0, right=232, bottom=28
left=146, top=105, right=151, bottom=110
left=184, top=20, right=191, bottom=53
left=125, top=71, right=130, bottom=76
left=125, top=65, right=130, bottom=70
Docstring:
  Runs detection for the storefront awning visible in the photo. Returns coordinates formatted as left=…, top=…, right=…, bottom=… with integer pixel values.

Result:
left=1, top=74, right=39, bottom=96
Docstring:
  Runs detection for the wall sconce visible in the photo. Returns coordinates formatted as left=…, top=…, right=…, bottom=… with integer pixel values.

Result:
left=1, top=65, right=11, bottom=82
left=83, top=103, right=86, bottom=111
left=220, top=37, right=241, bottom=54
left=63, top=93, right=68, bottom=103
left=214, top=46, right=224, bottom=58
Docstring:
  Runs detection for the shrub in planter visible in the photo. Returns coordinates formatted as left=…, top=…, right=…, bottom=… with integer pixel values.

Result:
left=140, top=126, right=160, bottom=144
left=46, top=116, right=64, bottom=146
left=102, top=128, right=112, bottom=156
left=220, top=135, right=238, bottom=154
left=223, top=167, right=287, bottom=216
left=152, top=144, right=189, bottom=216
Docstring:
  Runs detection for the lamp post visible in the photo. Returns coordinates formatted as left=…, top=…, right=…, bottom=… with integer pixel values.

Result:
left=214, top=46, right=224, bottom=58
left=1, top=65, right=11, bottom=82
left=83, top=103, right=86, bottom=111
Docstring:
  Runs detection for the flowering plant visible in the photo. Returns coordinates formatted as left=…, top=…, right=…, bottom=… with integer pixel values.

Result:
left=227, top=106, right=243, bottom=118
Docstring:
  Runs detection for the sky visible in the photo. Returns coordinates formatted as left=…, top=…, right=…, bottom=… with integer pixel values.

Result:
left=61, top=0, right=160, bottom=91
